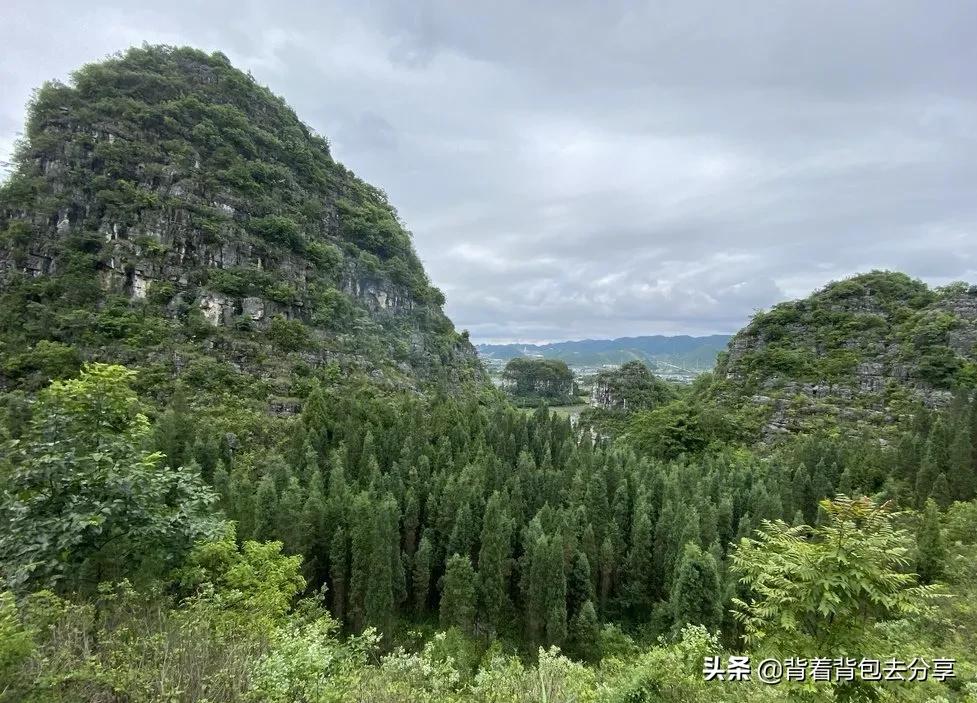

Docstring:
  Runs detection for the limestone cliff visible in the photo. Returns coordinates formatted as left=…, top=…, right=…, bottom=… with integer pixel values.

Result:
left=713, top=271, right=977, bottom=439
left=0, top=46, right=487, bottom=405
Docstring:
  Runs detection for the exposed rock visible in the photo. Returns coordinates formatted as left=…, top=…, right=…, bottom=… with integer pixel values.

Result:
left=715, top=272, right=977, bottom=440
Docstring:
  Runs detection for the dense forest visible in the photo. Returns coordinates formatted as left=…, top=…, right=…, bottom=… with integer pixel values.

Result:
left=2, top=46, right=977, bottom=703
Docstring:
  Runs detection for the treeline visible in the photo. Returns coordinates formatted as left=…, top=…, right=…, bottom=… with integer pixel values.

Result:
left=147, top=370, right=977, bottom=654
left=5, top=364, right=977, bottom=701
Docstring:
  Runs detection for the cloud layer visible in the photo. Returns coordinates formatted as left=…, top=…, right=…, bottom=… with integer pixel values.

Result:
left=2, top=1, right=975, bottom=342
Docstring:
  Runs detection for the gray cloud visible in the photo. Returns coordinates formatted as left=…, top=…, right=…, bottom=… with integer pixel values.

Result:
left=2, top=0, right=975, bottom=342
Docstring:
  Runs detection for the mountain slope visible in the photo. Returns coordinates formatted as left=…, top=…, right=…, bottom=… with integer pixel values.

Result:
left=0, top=46, right=486, bottom=406
left=711, top=271, right=977, bottom=438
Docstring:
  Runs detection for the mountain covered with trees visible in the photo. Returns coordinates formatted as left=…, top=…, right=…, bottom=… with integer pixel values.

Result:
left=0, top=45, right=486, bottom=409
left=477, top=335, right=730, bottom=372
left=2, top=47, right=977, bottom=703
left=500, top=357, right=577, bottom=406
left=710, top=271, right=977, bottom=441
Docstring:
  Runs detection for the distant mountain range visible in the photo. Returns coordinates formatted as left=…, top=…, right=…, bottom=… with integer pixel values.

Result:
left=476, top=335, right=732, bottom=373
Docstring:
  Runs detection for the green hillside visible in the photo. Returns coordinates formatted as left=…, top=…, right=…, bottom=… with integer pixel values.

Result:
left=2, top=48, right=977, bottom=703
left=710, top=271, right=977, bottom=440
left=0, top=45, right=487, bottom=412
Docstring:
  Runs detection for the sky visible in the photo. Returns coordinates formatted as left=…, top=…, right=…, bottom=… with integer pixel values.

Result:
left=2, top=1, right=975, bottom=343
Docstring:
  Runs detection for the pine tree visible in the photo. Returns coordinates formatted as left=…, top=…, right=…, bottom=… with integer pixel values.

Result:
left=671, top=542, right=723, bottom=634
left=440, top=553, right=478, bottom=634
left=915, top=499, right=945, bottom=584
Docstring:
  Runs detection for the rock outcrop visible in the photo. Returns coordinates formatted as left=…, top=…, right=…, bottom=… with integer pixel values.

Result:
left=714, top=271, right=977, bottom=439
left=0, top=45, right=487, bottom=402
left=589, top=360, right=675, bottom=413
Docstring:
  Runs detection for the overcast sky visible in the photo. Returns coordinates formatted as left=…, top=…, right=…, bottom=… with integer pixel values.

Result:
left=2, top=1, right=975, bottom=342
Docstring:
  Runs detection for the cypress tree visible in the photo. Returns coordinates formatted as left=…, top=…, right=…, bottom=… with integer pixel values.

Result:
left=477, top=492, right=513, bottom=633
left=440, top=553, right=478, bottom=635
left=570, top=600, right=601, bottom=663
left=192, top=433, right=220, bottom=483
left=155, top=386, right=193, bottom=469
left=364, top=498, right=395, bottom=634
left=330, top=526, right=348, bottom=624
left=253, top=475, right=279, bottom=542
left=448, top=502, right=478, bottom=561
left=623, top=498, right=654, bottom=609
left=916, top=499, right=945, bottom=584
left=543, top=536, right=568, bottom=647
left=300, top=474, right=327, bottom=579
left=948, top=419, right=976, bottom=501
left=413, top=532, right=433, bottom=613
left=929, top=473, right=952, bottom=509
left=670, top=542, right=722, bottom=634
left=348, top=493, right=373, bottom=631
left=567, top=551, right=595, bottom=618
left=598, top=536, right=615, bottom=615
left=402, top=488, right=420, bottom=557
left=278, top=475, right=304, bottom=554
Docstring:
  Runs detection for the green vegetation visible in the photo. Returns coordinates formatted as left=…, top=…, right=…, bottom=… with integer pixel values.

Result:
left=2, top=361, right=977, bottom=700
left=0, top=45, right=486, bottom=407
left=2, top=46, right=977, bottom=703
left=579, top=361, right=678, bottom=437
left=501, top=357, right=576, bottom=406
left=706, top=271, right=977, bottom=440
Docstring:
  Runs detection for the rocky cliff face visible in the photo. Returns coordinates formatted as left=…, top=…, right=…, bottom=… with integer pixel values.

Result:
left=0, top=46, right=487, bottom=405
left=714, top=272, right=977, bottom=439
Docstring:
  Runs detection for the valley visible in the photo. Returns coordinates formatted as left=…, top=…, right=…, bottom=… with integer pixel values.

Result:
left=1, top=45, right=976, bottom=703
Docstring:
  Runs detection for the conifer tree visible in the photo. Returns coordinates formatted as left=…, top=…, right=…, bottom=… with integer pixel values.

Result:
left=448, top=502, right=478, bottom=561
left=329, top=526, right=348, bottom=623
left=348, top=493, right=373, bottom=631
left=365, top=497, right=396, bottom=634
left=542, top=537, right=568, bottom=647
left=948, top=418, right=976, bottom=501
left=567, top=551, right=595, bottom=618
left=413, top=532, right=433, bottom=613
left=623, top=499, right=654, bottom=609
left=253, top=475, right=279, bottom=542
left=440, top=554, right=478, bottom=635
left=598, top=536, right=615, bottom=615
left=915, top=499, right=945, bottom=584
left=477, top=492, right=513, bottom=632
left=570, top=600, right=602, bottom=663
left=929, top=473, right=952, bottom=509
left=278, top=475, right=304, bottom=554
left=671, top=542, right=723, bottom=634
left=154, top=385, right=194, bottom=469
